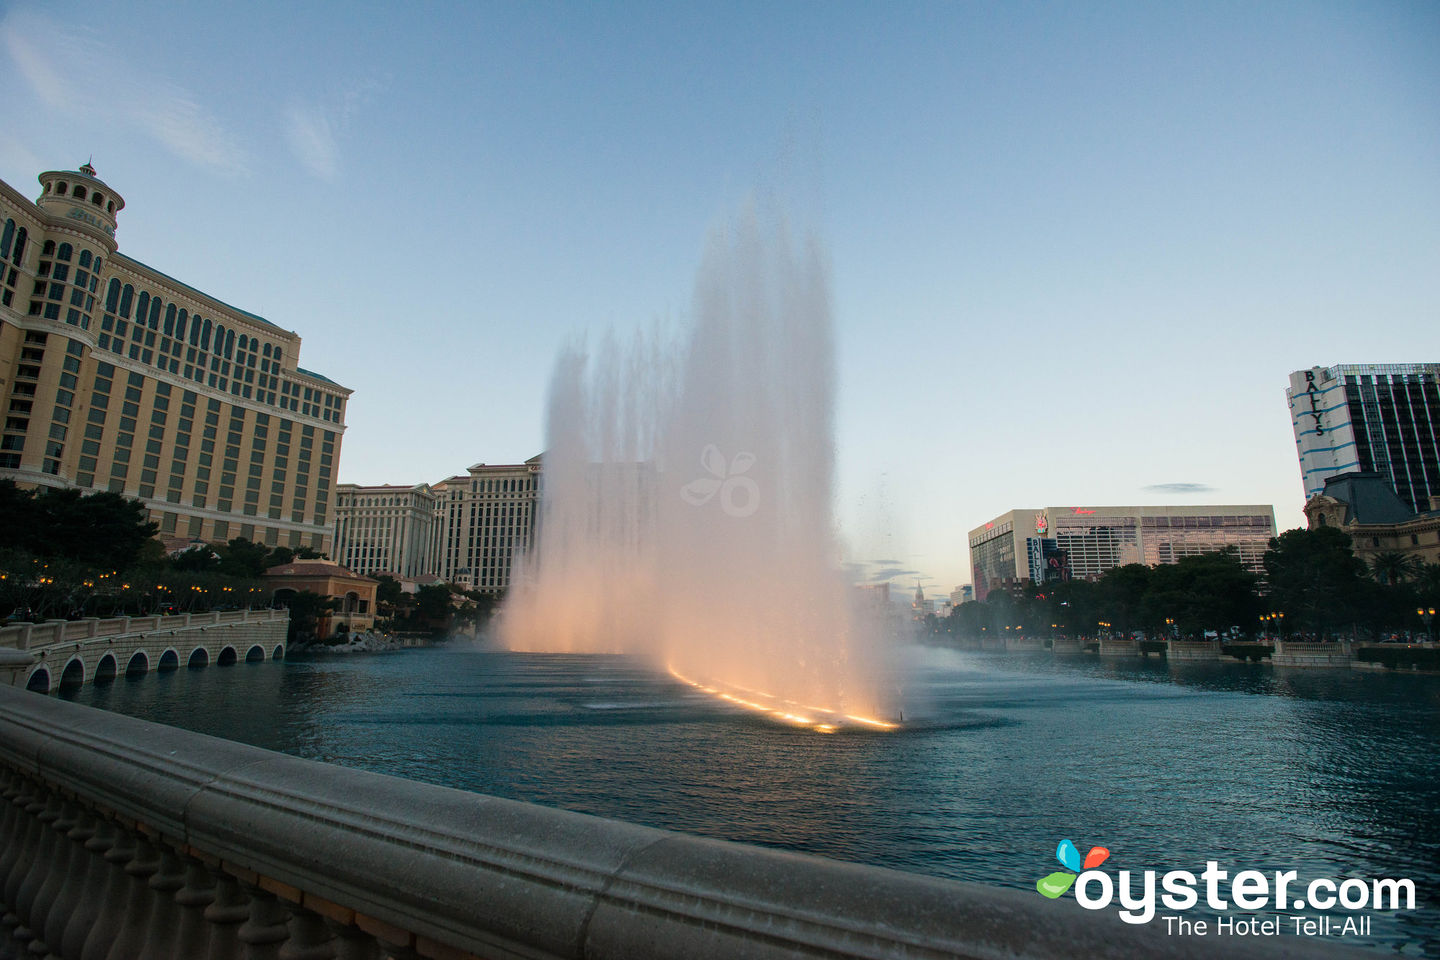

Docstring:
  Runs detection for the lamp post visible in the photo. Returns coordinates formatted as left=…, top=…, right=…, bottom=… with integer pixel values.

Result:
left=1419, top=607, right=1436, bottom=643
left=1164, top=617, right=1176, bottom=641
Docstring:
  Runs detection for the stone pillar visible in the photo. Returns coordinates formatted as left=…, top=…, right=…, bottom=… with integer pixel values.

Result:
left=58, top=818, right=117, bottom=959
left=322, top=917, right=382, bottom=960
left=136, top=840, right=187, bottom=958
left=236, top=882, right=292, bottom=960
left=23, top=797, right=80, bottom=955
left=41, top=805, right=97, bottom=960
left=204, top=871, right=253, bottom=960
left=279, top=904, right=338, bottom=960
left=79, top=821, right=137, bottom=960
left=167, top=854, right=218, bottom=959
left=103, top=831, right=163, bottom=960
left=2, top=780, right=52, bottom=949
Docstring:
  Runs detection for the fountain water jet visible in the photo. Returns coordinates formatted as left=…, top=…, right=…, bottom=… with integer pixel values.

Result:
left=501, top=203, right=893, bottom=728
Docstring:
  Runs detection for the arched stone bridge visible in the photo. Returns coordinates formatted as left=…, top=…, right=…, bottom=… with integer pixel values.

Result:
left=0, top=609, right=289, bottom=694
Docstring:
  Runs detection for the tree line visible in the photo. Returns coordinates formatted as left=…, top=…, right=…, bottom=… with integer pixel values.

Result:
left=0, top=480, right=321, bottom=622
left=937, top=528, right=1440, bottom=642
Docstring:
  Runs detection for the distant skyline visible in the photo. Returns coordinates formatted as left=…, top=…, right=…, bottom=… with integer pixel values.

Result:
left=3, top=1, right=1437, bottom=595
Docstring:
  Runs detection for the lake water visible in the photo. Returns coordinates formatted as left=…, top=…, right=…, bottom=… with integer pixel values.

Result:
left=65, top=645, right=1440, bottom=955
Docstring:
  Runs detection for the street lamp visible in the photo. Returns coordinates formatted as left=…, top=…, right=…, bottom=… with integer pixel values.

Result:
left=1419, top=607, right=1436, bottom=643
left=1164, top=617, right=1176, bottom=640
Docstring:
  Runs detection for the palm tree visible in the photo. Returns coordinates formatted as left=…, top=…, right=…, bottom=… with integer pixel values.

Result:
left=1416, top=563, right=1440, bottom=603
left=1369, top=551, right=1422, bottom=586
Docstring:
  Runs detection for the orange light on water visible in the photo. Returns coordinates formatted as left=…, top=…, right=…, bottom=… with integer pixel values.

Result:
left=667, top=664, right=899, bottom=733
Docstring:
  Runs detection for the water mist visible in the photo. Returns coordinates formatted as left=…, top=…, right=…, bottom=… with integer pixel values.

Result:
left=501, top=204, right=893, bottom=728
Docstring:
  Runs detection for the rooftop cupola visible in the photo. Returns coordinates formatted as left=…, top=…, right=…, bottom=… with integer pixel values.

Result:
left=35, top=163, right=125, bottom=252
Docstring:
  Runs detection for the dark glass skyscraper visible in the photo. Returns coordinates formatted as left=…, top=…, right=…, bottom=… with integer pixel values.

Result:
left=1288, top=364, right=1440, bottom=515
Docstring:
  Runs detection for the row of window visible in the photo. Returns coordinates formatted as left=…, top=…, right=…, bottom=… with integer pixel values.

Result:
left=44, top=178, right=116, bottom=214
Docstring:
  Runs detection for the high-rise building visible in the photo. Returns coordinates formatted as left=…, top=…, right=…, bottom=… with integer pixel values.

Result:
left=968, top=504, right=1276, bottom=601
left=1, top=164, right=350, bottom=551
left=1287, top=364, right=1440, bottom=515
left=332, top=457, right=542, bottom=597
left=333, top=483, right=438, bottom=578
left=431, top=457, right=542, bottom=596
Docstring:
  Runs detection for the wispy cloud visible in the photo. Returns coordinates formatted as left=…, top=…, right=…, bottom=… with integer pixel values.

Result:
left=0, top=9, right=249, bottom=175
left=1143, top=482, right=1216, bottom=494
left=285, top=80, right=380, bottom=180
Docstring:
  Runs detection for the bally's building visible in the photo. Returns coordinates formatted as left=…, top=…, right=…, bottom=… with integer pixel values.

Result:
left=0, top=164, right=351, bottom=552
left=968, top=504, right=1276, bottom=601
left=1287, top=364, right=1440, bottom=516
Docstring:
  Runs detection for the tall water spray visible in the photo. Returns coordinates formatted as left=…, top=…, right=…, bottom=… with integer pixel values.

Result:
left=501, top=205, right=889, bottom=723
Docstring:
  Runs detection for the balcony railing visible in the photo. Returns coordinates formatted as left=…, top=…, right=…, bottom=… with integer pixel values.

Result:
left=0, top=684, right=1345, bottom=959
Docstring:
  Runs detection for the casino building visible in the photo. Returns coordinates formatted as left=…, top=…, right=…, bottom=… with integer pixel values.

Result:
left=333, top=456, right=542, bottom=597
left=968, top=504, right=1276, bottom=601
left=0, top=164, right=350, bottom=552
left=1287, top=364, right=1440, bottom=516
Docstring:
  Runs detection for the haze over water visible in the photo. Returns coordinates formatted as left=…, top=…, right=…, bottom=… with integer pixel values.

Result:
left=501, top=205, right=890, bottom=722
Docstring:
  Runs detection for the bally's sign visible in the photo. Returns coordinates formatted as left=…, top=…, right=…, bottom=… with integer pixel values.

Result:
left=66, top=206, right=115, bottom=237
left=1301, top=370, right=1325, bottom=436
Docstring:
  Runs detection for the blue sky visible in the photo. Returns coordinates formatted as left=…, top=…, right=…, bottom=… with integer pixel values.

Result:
left=3, top=1, right=1437, bottom=596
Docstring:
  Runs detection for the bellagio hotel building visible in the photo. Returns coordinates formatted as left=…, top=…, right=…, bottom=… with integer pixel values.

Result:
left=0, top=164, right=350, bottom=553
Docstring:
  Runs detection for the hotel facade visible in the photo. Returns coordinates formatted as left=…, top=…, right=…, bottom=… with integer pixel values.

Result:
left=0, top=164, right=350, bottom=552
left=968, top=504, right=1277, bottom=601
left=1287, top=364, right=1440, bottom=516
left=334, top=456, right=541, bottom=596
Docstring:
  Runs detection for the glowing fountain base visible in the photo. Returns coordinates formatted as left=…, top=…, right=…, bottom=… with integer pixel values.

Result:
left=667, top=665, right=900, bottom=733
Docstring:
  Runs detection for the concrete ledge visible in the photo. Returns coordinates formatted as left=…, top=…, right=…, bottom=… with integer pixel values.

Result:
left=0, top=685, right=1363, bottom=959
left=1167, top=641, right=1222, bottom=661
left=1273, top=640, right=1354, bottom=667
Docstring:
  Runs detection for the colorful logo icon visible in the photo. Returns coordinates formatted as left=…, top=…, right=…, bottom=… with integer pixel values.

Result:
left=1036, top=839, right=1110, bottom=899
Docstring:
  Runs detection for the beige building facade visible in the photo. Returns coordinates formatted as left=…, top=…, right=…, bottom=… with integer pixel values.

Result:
left=264, top=560, right=377, bottom=637
left=431, top=456, right=542, bottom=596
left=333, top=456, right=541, bottom=597
left=1, top=164, right=350, bottom=552
left=1303, top=472, right=1440, bottom=569
left=333, top=483, right=439, bottom=579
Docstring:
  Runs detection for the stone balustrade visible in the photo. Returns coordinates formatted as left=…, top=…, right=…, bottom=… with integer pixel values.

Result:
left=0, top=609, right=283, bottom=653
left=0, top=683, right=1351, bottom=960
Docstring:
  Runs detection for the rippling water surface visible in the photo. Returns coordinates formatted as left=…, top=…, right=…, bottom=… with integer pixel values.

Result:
left=68, top=645, right=1440, bottom=955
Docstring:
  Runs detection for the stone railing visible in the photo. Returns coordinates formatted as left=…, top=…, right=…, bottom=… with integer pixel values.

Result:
left=0, top=685, right=1354, bottom=960
left=1, top=609, right=285, bottom=652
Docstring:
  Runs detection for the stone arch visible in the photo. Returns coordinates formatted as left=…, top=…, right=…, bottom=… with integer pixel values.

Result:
left=59, top=658, right=85, bottom=690
left=94, top=653, right=118, bottom=684
left=26, top=668, right=50, bottom=694
left=217, top=646, right=238, bottom=667
left=126, top=651, right=149, bottom=677
left=158, top=649, right=180, bottom=671
left=272, top=644, right=285, bottom=661
left=245, top=645, right=265, bottom=663
left=188, top=647, right=210, bottom=668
